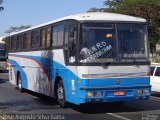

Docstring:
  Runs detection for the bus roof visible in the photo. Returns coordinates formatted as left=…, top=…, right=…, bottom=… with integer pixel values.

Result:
left=9, top=12, right=146, bottom=36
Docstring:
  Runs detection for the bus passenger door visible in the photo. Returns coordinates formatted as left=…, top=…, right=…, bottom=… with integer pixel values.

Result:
left=64, top=25, right=77, bottom=65
left=63, top=25, right=78, bottom=102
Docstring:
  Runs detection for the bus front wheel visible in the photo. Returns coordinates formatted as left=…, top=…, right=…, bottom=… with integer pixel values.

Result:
left=18, top=74, right=23, bottom=92
left=56, top=80, right=67, bottom=108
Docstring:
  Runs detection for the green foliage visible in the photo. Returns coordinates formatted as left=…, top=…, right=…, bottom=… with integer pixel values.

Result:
left=87, top=7, right=105, bottom=12
left=5, top=25, right=31, bottom=34
left=104, top=0, right=124, bottom=8
left=104, top=0, right=160, bottom=52
left=152, top=56, right=160, bottom=63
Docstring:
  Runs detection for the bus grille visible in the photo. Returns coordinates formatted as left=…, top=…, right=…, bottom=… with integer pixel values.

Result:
left=82, top=72, right=147, bottom=78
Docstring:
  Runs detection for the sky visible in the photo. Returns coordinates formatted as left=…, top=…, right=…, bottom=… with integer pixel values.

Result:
left=0, top=0, right=105, bottom=36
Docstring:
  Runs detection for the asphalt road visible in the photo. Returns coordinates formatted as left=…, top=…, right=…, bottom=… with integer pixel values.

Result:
left=0, top=73, right=160, bottom=120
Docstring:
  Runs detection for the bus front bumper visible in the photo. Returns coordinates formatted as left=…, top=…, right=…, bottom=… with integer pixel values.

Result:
left=77, top=85, right=151, bottom=104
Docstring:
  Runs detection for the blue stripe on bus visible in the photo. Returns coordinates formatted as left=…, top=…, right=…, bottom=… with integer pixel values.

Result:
left=8, top=54, right=78, bottom=101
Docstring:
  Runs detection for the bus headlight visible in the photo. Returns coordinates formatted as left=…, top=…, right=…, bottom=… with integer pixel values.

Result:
left=86, top=92, right=94, bottom=97
left=136, top=89, right=150, bottom=95
left=143, top=89, right=150, bottom=94
left=86, top=92, right=103, bottom=98
left=136, top=90, right=143, bottom=95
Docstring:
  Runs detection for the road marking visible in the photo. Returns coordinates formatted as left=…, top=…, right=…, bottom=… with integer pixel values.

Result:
left=107, top=113, right=131, bottom=120
left=150, top=96, right=160, bottom=101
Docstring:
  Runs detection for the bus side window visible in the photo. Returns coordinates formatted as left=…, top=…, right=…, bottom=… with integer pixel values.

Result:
left=52, top=26, right=58, bottom=47
left=10, top=36, right=17, bottom=50
left=68, top=26, right=77, bottom=63
left=17, top=35, right=23, bottom=50
left=23, top=32, right=31, bottom=49
left=52, top=24, right=64, bottom=47
left=46, top=27, right=51, bottom=48
left=31, top=30, right=40, bottom=49
left=40, top=27, right=51, bottom=48
left=57, top=24, right=64, bottom=47
left=40, top=28, right=46, bottom=48
left=64, top=28, right=69, bottom=48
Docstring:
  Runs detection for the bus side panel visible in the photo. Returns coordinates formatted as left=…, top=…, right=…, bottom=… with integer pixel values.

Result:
left=8, top=59, right=28, bottom=89
left=57, top=66, right=79, bottom=104
left=8, top=54, right=51, bottom=96
left=51, top=57, right=79, bottom=103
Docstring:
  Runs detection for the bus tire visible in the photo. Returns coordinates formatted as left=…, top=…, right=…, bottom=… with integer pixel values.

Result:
left=18, top=74, right=23, bottom=93
left=56, top=80, right=67, bottom=108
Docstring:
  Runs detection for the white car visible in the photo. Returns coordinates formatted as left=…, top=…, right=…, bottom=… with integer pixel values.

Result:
left=150, top=65, right=160, bottom=92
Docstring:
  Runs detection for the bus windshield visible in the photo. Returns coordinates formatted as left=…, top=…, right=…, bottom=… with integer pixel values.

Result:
left=79, top=23, right=149, bottom=64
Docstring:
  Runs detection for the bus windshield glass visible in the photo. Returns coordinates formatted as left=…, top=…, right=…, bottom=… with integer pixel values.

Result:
left=79, top=23, right=149, bottom=64
left=117, top=23, right=148, bottom=62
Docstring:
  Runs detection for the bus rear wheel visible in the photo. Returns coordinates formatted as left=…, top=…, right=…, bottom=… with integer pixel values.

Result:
left=18, top=74, right=23, bottom=92
left=56, top=80, right=67, bottom=108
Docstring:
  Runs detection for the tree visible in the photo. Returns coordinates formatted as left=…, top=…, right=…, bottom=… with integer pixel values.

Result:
left=5, top=25, right=31, bottom=34
left=104, top=0, right=160, bottom=52
left=104, top=0, right=124, bottom=9
left=0, top=0, right=4, bottom=12
left=87, top=7, right=105, bottom=12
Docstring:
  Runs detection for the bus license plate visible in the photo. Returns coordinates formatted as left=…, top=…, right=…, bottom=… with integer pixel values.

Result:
left=114, top=91, right=126, bottom=96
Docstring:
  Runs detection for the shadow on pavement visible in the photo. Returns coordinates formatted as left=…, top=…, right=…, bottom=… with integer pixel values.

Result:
left=11, top=87, right=160, bottom=114
left=0, top=79, right=8, bottom=84
left=70, top=99, right=160, bottom=114
left=151, top=91, right=160, bottom=97
left=70, top=102, right=134, bottom=114
left=20, top=88, right=58, bottom=106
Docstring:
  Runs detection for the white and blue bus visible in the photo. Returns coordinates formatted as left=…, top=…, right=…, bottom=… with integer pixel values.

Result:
left=8, top=12, right=151, bottom=107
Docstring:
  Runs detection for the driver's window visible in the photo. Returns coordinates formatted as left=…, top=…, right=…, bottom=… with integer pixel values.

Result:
left=68, top=26, right=77, bottom=63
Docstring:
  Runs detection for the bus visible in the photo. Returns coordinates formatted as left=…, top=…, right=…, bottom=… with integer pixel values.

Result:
left=8, top=12, right=151, bottom=107
left=0, top=36, right=7, bottom=71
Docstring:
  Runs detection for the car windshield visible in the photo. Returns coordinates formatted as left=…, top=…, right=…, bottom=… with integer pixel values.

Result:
left=78, top=23, right=149, bottom=64
left=150, top=66, right=155, bottom=76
